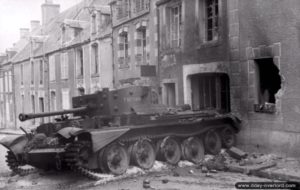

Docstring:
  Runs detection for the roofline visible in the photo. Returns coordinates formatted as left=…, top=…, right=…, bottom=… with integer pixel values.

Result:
left=11, top=33, right=112, bottom=65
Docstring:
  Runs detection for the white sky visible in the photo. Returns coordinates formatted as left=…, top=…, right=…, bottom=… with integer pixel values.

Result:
left=0, top=0, right=82, bottom=53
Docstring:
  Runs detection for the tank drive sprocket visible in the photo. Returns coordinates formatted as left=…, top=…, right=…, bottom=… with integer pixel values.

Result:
left=64, top=141, right=102, bottom=180
left=6, top=151, right=35, bottom=176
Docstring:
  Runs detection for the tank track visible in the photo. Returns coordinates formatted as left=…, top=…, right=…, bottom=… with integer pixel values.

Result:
left=6, top=151, right=35, bottom=176
left=64, top=141, right=103, bottom=180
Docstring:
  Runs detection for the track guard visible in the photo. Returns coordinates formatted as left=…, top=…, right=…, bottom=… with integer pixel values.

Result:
left=57, top=127, right=87, bottom=139
left=0, top=135, right=29, bottom=155
left=90, top=128, right=130, bottom=152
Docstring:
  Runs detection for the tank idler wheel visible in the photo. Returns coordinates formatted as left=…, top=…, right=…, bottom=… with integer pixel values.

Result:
left=220, top=126, right=236, bottom=148
left=98, top=148, right=108, bottom=173
left=158, top=136, right=181, bottom=165
left=131, top=139, right=156, bottom=170
left=204, top=130, right=222, bottom=155
left=181, top=137, right=204, bottom=164
left=100, top=143, right=129, bottom=175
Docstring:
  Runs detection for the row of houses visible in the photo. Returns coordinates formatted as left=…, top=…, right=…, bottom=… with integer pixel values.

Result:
left=1, top=0, right=300, bottom=157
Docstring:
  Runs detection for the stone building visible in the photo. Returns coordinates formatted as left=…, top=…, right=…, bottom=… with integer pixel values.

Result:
left=157, top=0, right=231, bottom=111
left=156, top=0, right=300, bottom=157
left=231, top=0, right=300, bottom=157
left=0, top=27, right=32, bottom=129
left=9, top=0, right=112, bottom=129
left=110, top=0, right=159, bottom=88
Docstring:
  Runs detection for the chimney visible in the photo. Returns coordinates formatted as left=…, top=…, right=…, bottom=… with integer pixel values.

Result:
left=20, top=28, right=30, bottom=39
left=30, top=20, right=41, bottom=32
left=41, top=0, right=60, bottom=26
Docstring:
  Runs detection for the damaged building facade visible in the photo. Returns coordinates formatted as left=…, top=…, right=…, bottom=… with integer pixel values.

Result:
left=156, top=0, right=300, bottom=157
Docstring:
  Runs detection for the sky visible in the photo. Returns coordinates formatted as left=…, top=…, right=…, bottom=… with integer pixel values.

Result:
left=0, top=0, right=82, bottom=53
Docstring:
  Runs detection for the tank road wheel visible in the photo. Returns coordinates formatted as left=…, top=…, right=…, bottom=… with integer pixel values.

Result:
left=131, top=139, right=156, bottom=170
left=204, top=130, right=222, bottom=155
left=158, top=137, right=181, bottom=165
left=181, top=137, right=204, bottom=164
left=101, top=143, right=129, bottom=175
left=220, top=126, right=236, bottom=148
left=65, top=141, right=102, bottom=180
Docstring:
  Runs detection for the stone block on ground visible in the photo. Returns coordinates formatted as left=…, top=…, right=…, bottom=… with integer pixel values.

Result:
left=227, top=147, right=247, bottom=160
left=227, top=162, right=277, bottom=175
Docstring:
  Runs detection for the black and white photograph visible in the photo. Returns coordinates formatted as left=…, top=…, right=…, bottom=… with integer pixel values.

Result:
left=0, top=0, right=299, bottom=189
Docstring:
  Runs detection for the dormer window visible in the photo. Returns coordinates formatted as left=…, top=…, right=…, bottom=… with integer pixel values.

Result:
left=61, top=19, right=86, bottom=44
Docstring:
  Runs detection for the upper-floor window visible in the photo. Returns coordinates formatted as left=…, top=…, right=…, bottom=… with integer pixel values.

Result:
left=205, top=0, right=219, bottom=41
left=91, top=13, right=97, bottom=34
left=61, top=52, right=69, bottom=79
left=21, top=94, right=24, bottom=113
left=136, top=26, right=147, bottom=65
left=76, top=48, right=84, bottom=77
left=49, top=55, right=56, bottom=81
left=168, top=3, right=182, bottom=48
left=118, top=30, right=130, bottom=69
left=39, top=60, right=44, bottom=85
left=20, top=64, right=24, bottom=85
left=8, top=71, right=12, bottom=92
left=117, top=0, right=130, bottom=19
left=31, top=61, right=34, bottom=85
left=91, top=44, right=99, bottom=75
left=134, top=0, right=148, bottom=13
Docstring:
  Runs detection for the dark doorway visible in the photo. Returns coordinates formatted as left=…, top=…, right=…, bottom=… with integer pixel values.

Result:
left=190, top=73, right=230, bottom=113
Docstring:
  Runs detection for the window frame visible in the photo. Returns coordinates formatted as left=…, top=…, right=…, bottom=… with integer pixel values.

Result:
left=91, top=43, right=99, bottom=75
left=31, top=61, right=34, bottom=85
left=49, top=55, right=56, bottom=82
left=76, top=48, right=84, bottom=77
left=60, top=52, right=69, bottom=80
left=205, top=0, right=219, bottom=42
left=168, top=3, right=182, bottom=48
left=39, top=60, right=44, bottom=85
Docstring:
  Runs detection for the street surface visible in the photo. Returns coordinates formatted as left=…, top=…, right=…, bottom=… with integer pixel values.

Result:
left=0, top=134, right=279, bottom=190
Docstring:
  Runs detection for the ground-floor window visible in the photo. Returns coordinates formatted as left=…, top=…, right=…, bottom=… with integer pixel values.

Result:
left=163, top=82, right=176, bottom=107
left=190, top=73, right=230, bottom=113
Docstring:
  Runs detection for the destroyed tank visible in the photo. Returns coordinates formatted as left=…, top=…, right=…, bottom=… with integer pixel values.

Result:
left=0, top=86, right=241, bottom=179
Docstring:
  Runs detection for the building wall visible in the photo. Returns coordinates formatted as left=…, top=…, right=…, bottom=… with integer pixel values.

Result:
left=14, top=56, right=50, bottom=129
left=158, top=0, right=230, bottom=106
left=111, top=0, right=159, bottom=88
left=0, top=64, right=14, bottom=129
left=231, top=0, right=300, bottom=157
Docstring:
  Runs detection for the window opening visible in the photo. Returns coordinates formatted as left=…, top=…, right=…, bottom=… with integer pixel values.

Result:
left=255, top=58, right=281, bottom=104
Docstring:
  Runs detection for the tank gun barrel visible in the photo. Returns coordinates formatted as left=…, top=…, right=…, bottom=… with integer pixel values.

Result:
left=19, top=106, right=88, bottom=122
